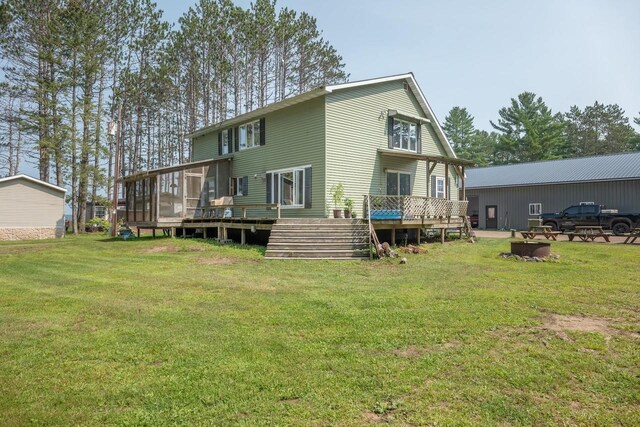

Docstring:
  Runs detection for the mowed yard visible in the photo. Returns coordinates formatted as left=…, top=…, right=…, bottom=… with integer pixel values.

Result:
left=0, top=235, right=638, bottom=426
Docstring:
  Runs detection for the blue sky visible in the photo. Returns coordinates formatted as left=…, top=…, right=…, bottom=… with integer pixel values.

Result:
left=158, top=0, right=640, bottom=131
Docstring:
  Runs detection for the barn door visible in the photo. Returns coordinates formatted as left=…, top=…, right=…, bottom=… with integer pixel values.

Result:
left=486, top=205, right=498, bottom=229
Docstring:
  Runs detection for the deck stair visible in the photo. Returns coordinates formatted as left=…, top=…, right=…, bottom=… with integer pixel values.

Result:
left=265, top=218, right=370, bottom=260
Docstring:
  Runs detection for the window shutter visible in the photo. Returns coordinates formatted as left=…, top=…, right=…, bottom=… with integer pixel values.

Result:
left=430, top=175, right=436, bottom=198
left=273, top=173, right=280, bottom=204
left=242, top=176, right=248, bottom=196
left=304, top=167, right=312, bottom=209
left=227, top=129, right=233, bottom=152
left=234, top=127, right=239, bottom=152
left=387, top=116, right=394, bottom=149
left=229, top=177, right=236, bottom=196
left=266, top=173, right=272, bottom=203
left=416, top=124, right=422, bottom=154
left=259, top=118, right=266, bottom=146
left=218, top=132, right=222, bottom=156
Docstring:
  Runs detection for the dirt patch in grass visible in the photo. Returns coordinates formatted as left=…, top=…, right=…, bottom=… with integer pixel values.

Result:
left=542, top=314, right=618, bottom=336
left=197, top=257, right=257, bottom=265
left=141, top=244, right=205, bottom=254
left=362, top=411, right=384, bottom=424
left=392, top=345, right=427, bottom=358
left=389, top=341, right=461, bottom=358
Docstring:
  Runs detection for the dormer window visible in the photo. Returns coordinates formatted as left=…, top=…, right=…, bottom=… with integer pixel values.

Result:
left=392, top=118, right=418, bottom=152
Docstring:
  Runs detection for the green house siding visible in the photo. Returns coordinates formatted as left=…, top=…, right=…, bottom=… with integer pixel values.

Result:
left=190, top=78, right=459, bottom=219
left=325, top=80, right=457, bottom=218
left=191, top=97, right=326, bottom=218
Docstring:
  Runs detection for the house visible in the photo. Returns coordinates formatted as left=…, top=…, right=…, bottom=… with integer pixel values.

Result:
left=122, top=73, right=471, bottom=257
left=0, top=174, right=66, bottom=240
left=464, top=152, right=640, bottom=230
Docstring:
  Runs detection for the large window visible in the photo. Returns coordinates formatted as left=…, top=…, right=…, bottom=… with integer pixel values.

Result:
left=386, top=171, right=411, bottom=196
left=268, top=167, right=305, bottom=207
left=392, top=118, right=418, bottom=152
left=239, top=120, right=261, bottom=150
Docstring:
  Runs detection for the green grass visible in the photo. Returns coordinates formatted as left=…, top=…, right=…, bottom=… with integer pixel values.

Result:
left=0, top=235, right=638, bottom=426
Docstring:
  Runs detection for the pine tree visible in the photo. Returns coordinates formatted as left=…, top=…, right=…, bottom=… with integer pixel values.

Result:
left=491, top=92, right=564, bottom=164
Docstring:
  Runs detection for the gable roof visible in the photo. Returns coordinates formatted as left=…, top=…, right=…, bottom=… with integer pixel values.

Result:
left=187, top=72, right=456, bottom=158
left=466, top=152, right=640, bottom=189
left=0, top=174, right=67, bottom=193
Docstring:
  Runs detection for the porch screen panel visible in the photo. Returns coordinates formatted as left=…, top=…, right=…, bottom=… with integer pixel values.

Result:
left=186, top=175, right=202, bottom=218
left=159, top=171, right=183, bottom=218
left=126, top=183, right=134, bottom=222
left=135, top=180, right=143, bottom=222
left=143, top=178, right=151, bottom=222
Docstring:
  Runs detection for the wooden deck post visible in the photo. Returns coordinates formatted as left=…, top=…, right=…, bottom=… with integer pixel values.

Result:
left=137, top=228, right=141, bottom=238
left=170, top=227, right=175, bottom=238
left=203, top=227, right=207, bottom=239
left=461, top=165, right=466, bottom=201
left=391, top=226, right=396, bottom=246
left=417, top=227, right=421, bottom=245
left=445, top=163, right=449, bottom=200
left=152, top=229, right=156, bottom=238
left=241, top=228, right=246, bottom=245
left=440, top=228, right=445, bottom=244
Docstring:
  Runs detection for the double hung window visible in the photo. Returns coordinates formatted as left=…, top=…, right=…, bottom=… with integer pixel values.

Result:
left=239, top=120, right=261, bottom=150
left=392, top=118, right=418, bottom=152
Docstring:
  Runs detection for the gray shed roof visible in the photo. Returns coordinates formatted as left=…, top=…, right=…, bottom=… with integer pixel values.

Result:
left=466, top=151, right=640, bottom=189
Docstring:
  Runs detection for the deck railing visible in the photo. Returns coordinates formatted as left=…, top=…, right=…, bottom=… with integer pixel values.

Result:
left=365, top=195, right=468, bottom=220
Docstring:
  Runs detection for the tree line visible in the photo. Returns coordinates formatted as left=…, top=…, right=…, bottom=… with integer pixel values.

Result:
left=0, top=0, right=347, bottom=233
left=444, top=93, right=640, bottom=167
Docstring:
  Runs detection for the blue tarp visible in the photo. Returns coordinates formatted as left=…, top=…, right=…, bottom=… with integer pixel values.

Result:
left=369, top=209, right=402, bottom=220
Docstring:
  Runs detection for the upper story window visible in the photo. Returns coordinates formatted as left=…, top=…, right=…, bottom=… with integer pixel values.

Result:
left=392, top=118, right=418, bottom=152
left=239, top=120, right=261, bottom=150
left=221, top=129, right=230, bottom=155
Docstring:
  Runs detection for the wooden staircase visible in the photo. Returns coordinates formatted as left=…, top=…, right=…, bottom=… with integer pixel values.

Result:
left=265, top=218, right=370, bottom=260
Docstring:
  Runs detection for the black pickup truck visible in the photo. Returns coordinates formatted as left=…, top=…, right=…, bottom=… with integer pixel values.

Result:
left=540, top=204, right=640, bottom=235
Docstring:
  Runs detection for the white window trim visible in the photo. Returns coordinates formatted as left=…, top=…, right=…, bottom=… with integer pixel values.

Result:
left=392, top=117, right=418, bottom=153
left=239, top=120, right=261, bottom=151
left=386, top=169, right=411, bottom=196
left=267, top=165, right=310, bottom=209
left=435, top=176, right=446, bottom=199
left=529, top=203, right=542, bottom=216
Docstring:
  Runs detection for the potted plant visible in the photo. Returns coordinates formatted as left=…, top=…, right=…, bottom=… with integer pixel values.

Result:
left=330, top=183, right=344, bottom=218
left=344, top=198, right=353, bottom=218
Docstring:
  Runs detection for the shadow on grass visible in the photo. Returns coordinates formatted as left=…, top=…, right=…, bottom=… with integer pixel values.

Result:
left=198, top=238, right=267, bottom=256
left=95, top=235, right=267, bottom=256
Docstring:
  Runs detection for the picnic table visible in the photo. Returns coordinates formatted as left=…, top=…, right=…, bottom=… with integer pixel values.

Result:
left=566, top=226, right=611, bottom=242
left=623, top=227, right=640, bottom=244
left=520, top=225, right=562, bottom=240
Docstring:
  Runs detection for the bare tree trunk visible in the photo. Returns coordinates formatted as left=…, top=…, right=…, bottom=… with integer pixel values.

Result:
left=92, top=68, right=106, bottom=218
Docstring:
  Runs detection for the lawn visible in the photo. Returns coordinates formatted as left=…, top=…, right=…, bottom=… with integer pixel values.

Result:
left=0, top=235, right=638, bottom=426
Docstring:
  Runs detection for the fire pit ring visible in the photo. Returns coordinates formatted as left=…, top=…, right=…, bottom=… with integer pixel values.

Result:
left=511, top=241, right=551, bottom=258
